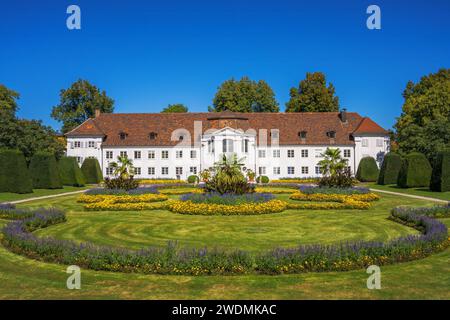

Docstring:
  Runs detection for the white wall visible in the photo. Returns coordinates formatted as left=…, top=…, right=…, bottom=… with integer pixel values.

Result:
left=354, top=135, right=390, bottom=168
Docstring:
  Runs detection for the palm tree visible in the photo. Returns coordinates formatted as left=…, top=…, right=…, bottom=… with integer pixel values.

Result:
left=318, top=148, right=348, bottom=176
left=214, top=153, right=245, bottom=175
left=109, top=155, right=135, bottom=179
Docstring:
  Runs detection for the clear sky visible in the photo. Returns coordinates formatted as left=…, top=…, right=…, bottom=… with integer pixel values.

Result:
left=1, top=0, right=449, bottom=131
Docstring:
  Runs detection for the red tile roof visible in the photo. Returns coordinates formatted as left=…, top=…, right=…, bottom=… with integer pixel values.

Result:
left=353, top=117, right=389, bottom=135
left=66, top=112, right=387, bottom=146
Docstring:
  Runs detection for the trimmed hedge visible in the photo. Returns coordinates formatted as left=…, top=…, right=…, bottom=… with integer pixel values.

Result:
left=256, top=175, right=270, bottom=184
left=81, top=157, right=103, bottom=184
left=0, top=149, right=33, bottom=194
left=29, top=152, right=62, bottom=189
left=58, top=157, right=85, bottom=187
left=397, top=152, right=432, bottom=188
left=187, top=175, right=199, bottom=184
left=377, top=152, right=402, bottom=185
left=430, top=149, right=450, bottom=192
left=356, top=157, right=379, bottom=182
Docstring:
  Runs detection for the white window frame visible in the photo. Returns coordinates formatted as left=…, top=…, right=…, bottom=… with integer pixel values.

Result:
left=287, top=150, right=294, bottom=158
left=176, top=150, right=183, bottom=159
left=161, top=167, right=169, bottom=175
left=190, top=150, right=197, bottom=159
left=161, top=150, right=169, bottom=159
left=362, top=139, right=368, bottom=147
left=301, top=149, right=308, bottom=158
left=301, top=166, right=309, bottom=174
left=148, top=167, right=155, bottom=175
left=134, top=151, right=141, bottom=159
left=273, top=167, right=280, bottom=175
left=258, top=150, right=266, bottom=158
left=148, top=151, right=155, bottom=159
left=287, top=166, right=295, bottom=175
left=105, top=151, right=113, bottom=159
left=273, top=149, right=280, bottom=158
left=176, top=167, right=183, bottom=175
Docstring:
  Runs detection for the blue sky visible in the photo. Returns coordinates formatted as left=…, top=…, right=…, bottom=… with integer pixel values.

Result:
left=1, top=0, right=449, bottom=131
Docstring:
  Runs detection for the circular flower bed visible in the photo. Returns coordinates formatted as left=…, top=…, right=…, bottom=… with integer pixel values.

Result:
left=289, top=190, right=379, bottom=209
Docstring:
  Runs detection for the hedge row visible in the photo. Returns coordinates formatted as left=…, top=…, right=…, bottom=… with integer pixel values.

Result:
left=81, top=158, right=103, bottom=184
left=397, top=152, right=432, bottom=188
left=377, top=152, right=402, bottom=185
left=59, top=156, right=85, bottom=187
left=356, top=157, right=379, bottom=182
left=430, top=150, right=450, bottom=192
left=0, top=149, right=33, bottom=194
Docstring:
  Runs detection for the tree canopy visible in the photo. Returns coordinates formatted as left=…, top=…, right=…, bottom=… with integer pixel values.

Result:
left=51, top=79, right=114, bottom=133
left=210, top=77, right=279, bottom=112
left=161, top=103, right=188, bottom=113
left=0, top=84, right=20, bottom=117
left=286, top=72, right=339, bottom=112
left=394, top=68, right=450, bottom=162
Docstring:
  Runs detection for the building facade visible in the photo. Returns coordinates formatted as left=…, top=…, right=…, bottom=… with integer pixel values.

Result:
left=66, top=110, right=389, bottom=180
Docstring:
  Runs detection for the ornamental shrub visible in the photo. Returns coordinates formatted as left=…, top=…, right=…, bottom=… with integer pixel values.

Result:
left=58, top=156, right=85, bottom=187
left=187, top=175, right=199, bottom=184
left=81, top=157, right=103, bottom=184
left=377, top=152, right=402, bottom=185
left=397, top=152, right=432, bottom=188
left=29, top=152, right=62, bottom=189
left=430, top=149, right=450, bottom=192
left=0, top=149, right=33, bottom=194
left=256, top=175, right=269, bottom=184
left=356, top=157, right=379, bottom=182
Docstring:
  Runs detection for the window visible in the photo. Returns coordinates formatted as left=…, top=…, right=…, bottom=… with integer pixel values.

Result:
left=315, top=149, right=323, bottom=158
left=376, top=139, right=383, bottom=147
left=208, top=140, right=215, bottom=153
left=301, top=149, right=308, bottom=158
left=242, top=139, right=249, bottom=153
left=287, top=167, right=295, bottom=175
left=106, top=151, right=113, bottom=159
left=258, top=150, right=266, bottom=158
left=161, top=167, right=169, bottom=175
left=315, top=166, right=321, bottom=175
left=120, top=151, right=127, bottom=158
left=149, top=132, right=157, bottom=140
left=362, top=139, right=368, bottom=147
left=298, top=131, right=307, bottom=139
left=134, top=151, right=141, bottom=159
left=287, top=150, right=294, bottom=158
left=148, top=151, right=155, bottom=159
left=178, top=135, right=184, bottom=141
left=106, top=167, right=114, bottom=175
left=88, top=141, right=95, bottom=148
left=119, top=132, right=127, bottom=140
left=271, top=130, right=279, bottom=139
left=222, top=139, right=234, bottom=153
left=134, top=167, right=141, bottom=175
left=148, top=167, right=155, bottom=175
left=326, top=131, right=336, bottom=139
left=176, top=167, right=183, bottom=175
left=176, top=150, right=183, bottom=158
left=74, top=141, right=81, bottom=148
left=76, top=156, right=83, bottom=164
left=190, top=167, right=197, bottom=174
left=258, top=167, right=266, bottom=175
left=161, top=150, right=169, bottom=159
left=273, top=149, right=280, bottom=158
left=301, top=166, right=309, bottom=174
left=190, top=150, right=197, bottom=159
left=344, top=149, right=351, bottom=158
left=273, top=167, right=280, bottom=175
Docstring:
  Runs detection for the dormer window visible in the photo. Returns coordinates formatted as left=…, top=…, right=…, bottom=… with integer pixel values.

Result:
left=119, top=132, right=128, bottom=140
left=178, top=135, right=184, bottom=141
left=298, top=131, right=307, bottom=139
left=149, top=132, right=158, bottom=140
left=326, top=131, right=336, bottom=139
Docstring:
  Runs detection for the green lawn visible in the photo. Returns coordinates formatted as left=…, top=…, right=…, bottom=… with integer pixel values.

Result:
left=366, top=182, right=450, bottom=201
left=0, top=185, right=91, bottom=203
left=0, top=191, right=449, bottom=299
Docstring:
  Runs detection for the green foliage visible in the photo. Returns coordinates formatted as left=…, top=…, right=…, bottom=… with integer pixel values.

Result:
left=430, top=149, right=450, bottom=192
left=161, top=104, right=188, bottom=113
left=318, top=148, right=354, bottom=188
left=377, top=153, right=402, bottom=185
left=81, top=158, right=103, bottom=184
left=51, top=79, right=114, bottom=133
left=103, top=177, right=139, bottom=191
left=0, top=84, right=20, bottom=116
left=256, top=175, right=269, bottom=184
left=394, top=69, right=450, bottom=162
left=187, top=175, right=199, bottom=183
left=58, top=157, right=85, bottom=187
left=0, top=149, right=33, bottom=194
left=29, top=152, right=62, bottom=189
left=109, top=155, right=134, bottom=179
left=397, top=152, right=432, bottom=188
left=210, top=77, right=279, bottom=112
left=356, top=157, right=380, bottom=182
left=286, top=72, right=339, bottom=112
left=205, top=154, right=254, bottom=194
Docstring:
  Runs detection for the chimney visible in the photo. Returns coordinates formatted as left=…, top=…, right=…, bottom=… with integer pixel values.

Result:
left=95, top=109, right=101, bottom=118
left=339, top=108, right=347, bottom=123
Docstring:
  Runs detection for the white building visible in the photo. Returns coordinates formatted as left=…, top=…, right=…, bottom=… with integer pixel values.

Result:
left=66, top=110, right=389, bottom=180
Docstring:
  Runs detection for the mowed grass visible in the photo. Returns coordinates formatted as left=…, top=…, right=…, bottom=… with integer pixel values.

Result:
left=30, top=193, right=424, bottom=251
left=366, top=182, right=450, bottom=201
left=0, top=186, right=91, bottom=202
left=0, top=191, right=448, bottom=299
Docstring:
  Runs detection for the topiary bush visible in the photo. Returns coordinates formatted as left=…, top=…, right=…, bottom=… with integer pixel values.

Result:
left=29, top=152, right=62, bottom=189
left=81, top=157, right=103, bottom=184
left=0, top=149, right=33, bottom=194
left=397, top=152, right=432, bottom=188
left=377, top=152, right=402, bottom=185
left=356, top=157, right=379, bottom=182
left=430, top=149, right=450, bottom=192
left=58, top=156, right=85, bottom=187
left=256, top=175, right=269, bottom=184
left=187, top=175, right=199, bottom=184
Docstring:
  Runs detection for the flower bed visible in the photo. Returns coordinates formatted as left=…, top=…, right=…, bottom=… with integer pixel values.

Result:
left=289, top=191, right=379, bottom=209
left=159, top=188, right=203, bottom=195
left=85, top=187, right=158, bottom=195
left=136, top=179, right=185, bottom=184
left=84, top=200, right=171, bottom=211
left=255, top=187, right=298, bottom=194
left=180, top=192, right=275, bottom=205
left=78, top=193, right=168, bottom=204
left=168, top=199, right=287, bottom=215
left=271, top=178, right=319, bottom=184
left=299, top=186, right=370, bottom=195
left=1, top=205, right=448, bottom=275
